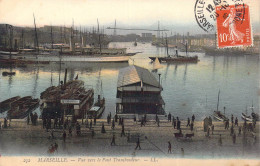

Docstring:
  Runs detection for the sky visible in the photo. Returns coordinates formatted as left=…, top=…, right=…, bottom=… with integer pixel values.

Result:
left=0, top=0, right=259, bottom=34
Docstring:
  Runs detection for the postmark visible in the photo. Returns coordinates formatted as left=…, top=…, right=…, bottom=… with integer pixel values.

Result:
left=216, top=4, right=253, bottom=48
left=194, top=0, right=253, bottom=48
left=194, top=0, right=226, bottom=32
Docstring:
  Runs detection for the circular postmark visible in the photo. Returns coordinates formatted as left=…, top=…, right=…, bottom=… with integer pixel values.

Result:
left=194, top=0, right=221, bottom=32
left=194, top=0, right=245, bottom=33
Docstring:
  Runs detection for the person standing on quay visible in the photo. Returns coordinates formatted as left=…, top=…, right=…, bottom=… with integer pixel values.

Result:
left=187, top=118, right=190, bottom=127
left=211, top=124, right=214, bottom=135
left=168, top=141, right=172, bottom=154
left=135, top=137, right=141, bottom=150
left=235, top=117, right=238, bottom=126
left=218, top=134, right=222, bottom=146
left=111, top=119, right=115, bottom=129
left=190, top=122, right=194, bottom=131
left=62, top=131, right=66, bottom=142
left=192, top=115, right=195, bottom=122
left=121, top=124, right=125, bottom=137
left=101, top=123, right=106, bottom=133
left=168, top=113, right=172, bottom=122
left=94, top=116, right=96, bottom=125
left=90, top=120, right=92, bottom=129
left=111, top=134, right=116, bottom=146
left=173, top=117, right=176, bottom=129
left=181, top=148, right=184, bottom=157
left=232, top=133, right=236, bottom=144
left=27, top=115, right=30, bottom=125
left=177, top=117, right=181, bottom=130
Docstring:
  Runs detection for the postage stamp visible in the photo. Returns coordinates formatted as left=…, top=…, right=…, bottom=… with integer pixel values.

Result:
left=216, top=4, right=253, bottom=48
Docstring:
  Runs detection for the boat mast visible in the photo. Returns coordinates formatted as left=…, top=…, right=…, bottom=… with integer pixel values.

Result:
left=33, top=13, right=39, bottom=58
left=165, top=33, right=169, bottom=57
left=97, top=18, right=102, bottom=54
left=51, top=25, right=54, bottom=49
left=185, top=42, right=188, bottom=56
left=251, top=101, right=254, bottom=113
left=217, top=90, right=220, bottom=111
left=8, top=25, right=13, bottom=59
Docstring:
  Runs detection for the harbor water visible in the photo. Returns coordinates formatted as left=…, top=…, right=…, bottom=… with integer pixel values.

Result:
left=0, top=42, right=259, bottom=120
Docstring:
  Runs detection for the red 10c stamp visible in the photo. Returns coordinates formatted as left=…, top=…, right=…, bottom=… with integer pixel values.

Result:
left=216, top=4, right=252, bottom=48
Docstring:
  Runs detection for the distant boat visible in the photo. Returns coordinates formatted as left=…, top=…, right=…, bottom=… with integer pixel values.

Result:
left=203, top=46, right=259, bottom=56
left=149, top=36, right=199, bottom=63
left=152, top=57, right=162, bottom=72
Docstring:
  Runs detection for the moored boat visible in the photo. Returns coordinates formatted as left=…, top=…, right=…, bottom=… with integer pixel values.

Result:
left=149, top=55, right=199, bottom=63
left=213, top=111, right=228, bottom=121
left=2, top=71, right=16, bottom=76
left=0, top=96, right=21, bottom=113
left=8, top=98, right=39, bottom=119
left=241, top=112, right=253, bottom=122
left=149, top=37, right=199, bottom=63
left=212, top=90, right=228, bottom=121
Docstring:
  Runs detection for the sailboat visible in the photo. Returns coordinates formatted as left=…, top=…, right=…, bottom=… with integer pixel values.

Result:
left=213, top=90, right=228, bottom=121
left=241, top=102, right=259, bottom=121
left=152, top=57, right=162, bottom=72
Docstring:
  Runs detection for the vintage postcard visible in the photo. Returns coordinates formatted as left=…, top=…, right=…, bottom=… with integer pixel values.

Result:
left=0, top=0, right=259, bottom=165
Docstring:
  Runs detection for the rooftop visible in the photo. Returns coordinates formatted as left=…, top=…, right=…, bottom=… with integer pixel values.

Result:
left=117, top=65, right=160, bottom=88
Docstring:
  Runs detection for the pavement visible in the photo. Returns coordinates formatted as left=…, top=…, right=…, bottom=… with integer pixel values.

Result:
left=0, top=118, right=259, bottom=158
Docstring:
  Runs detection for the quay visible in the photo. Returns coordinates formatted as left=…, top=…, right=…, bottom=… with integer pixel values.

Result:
left=0, top=118, right=259, bottom=158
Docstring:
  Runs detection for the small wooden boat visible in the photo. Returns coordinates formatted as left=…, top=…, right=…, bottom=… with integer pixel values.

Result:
left=213, top=111, right=228, bottom=121
left=241, top=112, right=253, bottom=122
left=8, top=98, right=39, bottom=119
left=87, top=95, right=105, bottom=119
left=2, top=71, right=16, bottom=76
left=0, top=96, right=21, bottom=113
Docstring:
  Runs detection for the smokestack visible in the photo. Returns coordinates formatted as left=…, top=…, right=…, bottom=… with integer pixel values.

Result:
left=64, top=68, right=67, bottom=85
left=158, top=74, right=161, bottom=87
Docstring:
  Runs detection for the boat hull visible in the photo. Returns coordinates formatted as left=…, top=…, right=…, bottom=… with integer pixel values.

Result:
left=149, top=56, right=199, bottom=63
left=241, top=113, right=253, bottom=122
left=213, top=111, right=228, bottom=121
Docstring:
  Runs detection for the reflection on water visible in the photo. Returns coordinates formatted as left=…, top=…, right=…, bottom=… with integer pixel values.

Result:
left=0, top=42, right=259, bottom=120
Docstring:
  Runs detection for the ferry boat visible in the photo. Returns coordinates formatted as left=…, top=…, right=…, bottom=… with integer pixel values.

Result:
left=41, top=79, right=94, bottom=120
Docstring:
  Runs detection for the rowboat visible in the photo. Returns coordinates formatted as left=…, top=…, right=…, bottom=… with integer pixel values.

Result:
left=213, top=111, right=228, bottom=122
left=241, top=112, right=253, bottom=122
left=7, top=96, right=39, bottom=119
left=0, top=96, right=21, bottom=113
